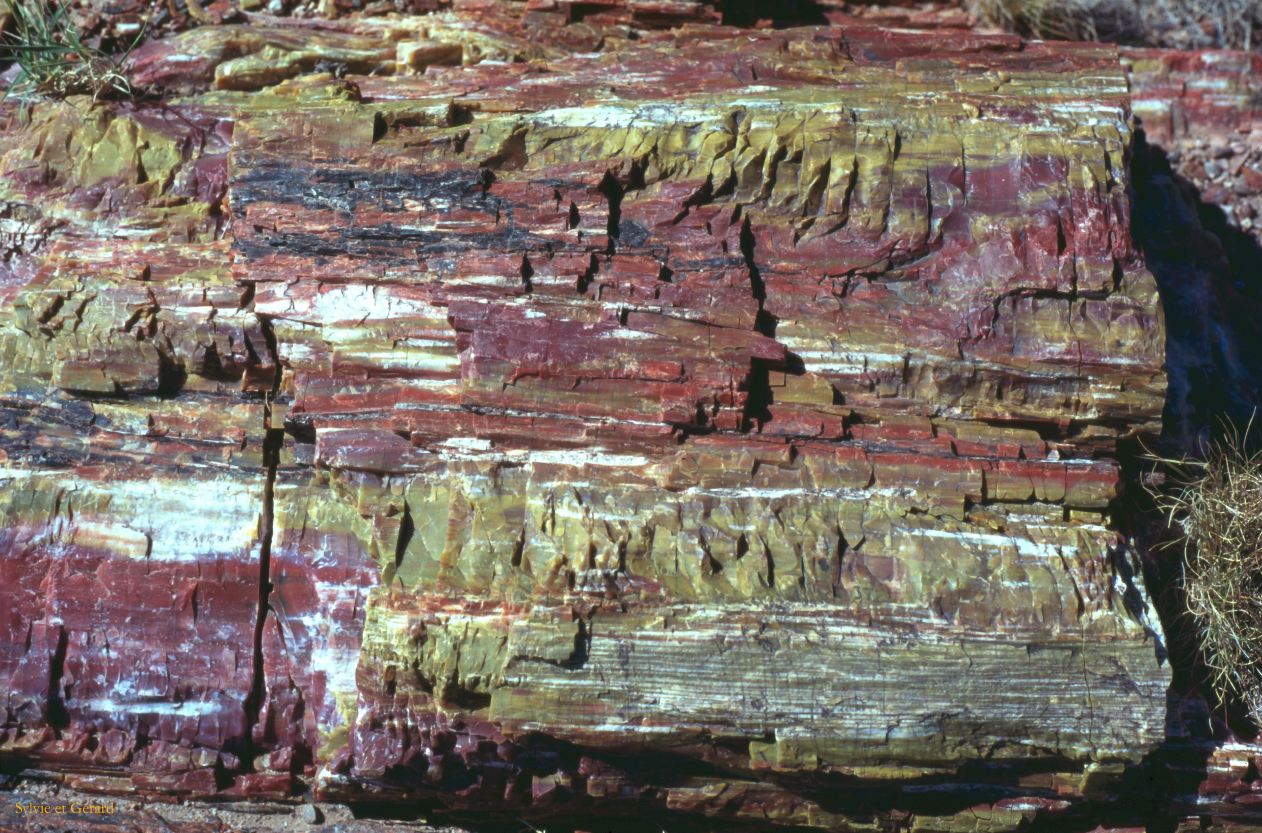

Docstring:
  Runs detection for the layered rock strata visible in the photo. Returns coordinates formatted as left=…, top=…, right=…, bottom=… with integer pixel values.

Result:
left=1, top=8, right=1172, bottom=830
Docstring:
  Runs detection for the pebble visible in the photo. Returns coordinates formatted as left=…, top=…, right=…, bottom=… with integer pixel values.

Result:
left=299, top=804, right=323, bottom=825
left=1244, top=218, right=1255, bottom=231
left=1232, top=142, right=1248, bottom=155
left=1203, top=160, right=1224, bottom=179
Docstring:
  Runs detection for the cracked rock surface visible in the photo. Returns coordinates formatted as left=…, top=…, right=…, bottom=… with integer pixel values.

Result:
left=0, top=4, right=1191, bottom=831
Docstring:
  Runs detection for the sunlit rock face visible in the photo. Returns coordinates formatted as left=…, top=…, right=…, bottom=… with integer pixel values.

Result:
left=0, top=5, right=1173, bottom=829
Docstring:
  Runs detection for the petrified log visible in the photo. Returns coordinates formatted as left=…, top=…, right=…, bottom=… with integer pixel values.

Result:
left=2, top=7, right=1174, bottom=830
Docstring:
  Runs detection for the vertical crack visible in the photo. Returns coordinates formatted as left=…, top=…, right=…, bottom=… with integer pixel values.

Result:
left=739, top=216, right=766, bottom=304
left=739, top=215, right=778, bottom=338
left=739, top=215, right=778, bottom=433
left=46, top=625, right=69, bottom=731
left=242, top=311, right=284, bottom=769
left=394, top=499, right=414, bottom=584
left=598, top=171, right=624, bottom=255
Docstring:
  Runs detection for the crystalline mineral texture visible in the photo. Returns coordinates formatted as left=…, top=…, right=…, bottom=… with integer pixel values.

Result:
left=0, top=8, right=1171, bottom=828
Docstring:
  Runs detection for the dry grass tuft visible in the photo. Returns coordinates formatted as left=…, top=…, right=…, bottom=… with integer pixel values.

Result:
left=1142, top=0, right=1262, bottom=51
left=0, top=0, right=141, bottom=101
left=972, top=0, right=1107, bottom=41
left=1152, top=423, right=1262, bottom=722
left=970, top=0, right=1262, bottom=51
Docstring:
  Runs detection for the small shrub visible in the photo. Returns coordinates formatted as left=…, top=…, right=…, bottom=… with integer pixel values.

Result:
left=972, top=0, right=1108, bottom=41
left=1140, top=0, right=1262, bottom=51
left=970, top=0, right=1262, bottom=51
left=0, top=0, right=140, bottom=101
left=1154, top=426, right=1262, bottom=722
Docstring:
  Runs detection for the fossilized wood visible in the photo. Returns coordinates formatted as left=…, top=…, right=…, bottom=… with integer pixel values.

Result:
left=0, top=7, right=1176, bottom=831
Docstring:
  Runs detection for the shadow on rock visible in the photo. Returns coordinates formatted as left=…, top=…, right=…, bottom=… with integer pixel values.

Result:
left=1131, top=128, right=1262, bottom=454
left=1107, top=126, right=1262, bottom=827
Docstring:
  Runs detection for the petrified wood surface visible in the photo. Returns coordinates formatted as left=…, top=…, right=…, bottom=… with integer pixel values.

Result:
left=0, top=5, right=1178, bottom=831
